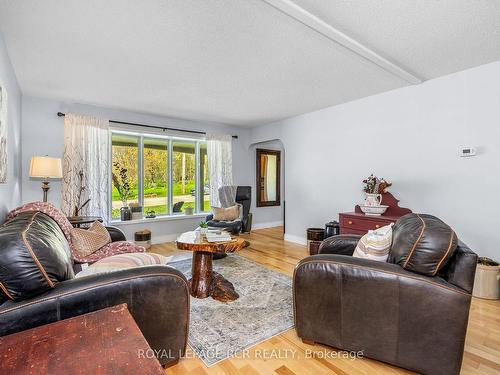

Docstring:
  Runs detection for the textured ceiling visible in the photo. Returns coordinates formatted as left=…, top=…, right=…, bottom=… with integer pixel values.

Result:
left=0, top=0, right=499, bottom=126
left=292, top=0, right=500, bottom=79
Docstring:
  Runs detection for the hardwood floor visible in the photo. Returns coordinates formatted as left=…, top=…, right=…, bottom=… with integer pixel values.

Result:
left=151, top=227, right=500, bottom=375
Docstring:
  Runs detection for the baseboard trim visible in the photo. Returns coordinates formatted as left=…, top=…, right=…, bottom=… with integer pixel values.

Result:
left=252, top=221, right=284, bottom=230
left=284, top=233, right=307, bottom=245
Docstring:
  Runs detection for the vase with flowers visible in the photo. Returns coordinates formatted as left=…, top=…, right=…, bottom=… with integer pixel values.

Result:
left=362, top=174, right=392, bottom=207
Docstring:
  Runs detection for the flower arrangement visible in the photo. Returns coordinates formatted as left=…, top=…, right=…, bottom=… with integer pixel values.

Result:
left=112, top=162, right=131, bottom=206
left=363, top=174, right=392, bottom=194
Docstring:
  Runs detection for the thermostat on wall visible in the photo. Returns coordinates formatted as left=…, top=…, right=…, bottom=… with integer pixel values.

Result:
left=459, top=147, right=476, bottom=157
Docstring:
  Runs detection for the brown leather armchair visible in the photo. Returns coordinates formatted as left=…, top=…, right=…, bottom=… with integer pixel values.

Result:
left=293, top=214, right=478, bottom=375
left=0, top=212, right=189, bottom=367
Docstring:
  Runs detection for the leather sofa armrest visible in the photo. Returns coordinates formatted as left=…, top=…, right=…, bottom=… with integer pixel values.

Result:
left=319, top=234, right=361, bottom=255
left=105, top=226, right=127, bottom=242
left=293, top=255, right=472, bottom=375
left=438, top=241, right=478, bottom=294
left=0, top=266, right=189, bottom=366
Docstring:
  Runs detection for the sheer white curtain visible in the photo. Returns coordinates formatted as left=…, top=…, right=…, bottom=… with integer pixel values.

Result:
left=61, top=113, right=110, bottom=222
left=0, top=83, right=8, bottom=183
left=207, top=133, right=233, bottom=208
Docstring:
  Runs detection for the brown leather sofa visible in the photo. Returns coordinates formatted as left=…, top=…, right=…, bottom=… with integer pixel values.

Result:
left=0, top=211, right=189, bottom=367
left=293, top=214, right=478, bottom=375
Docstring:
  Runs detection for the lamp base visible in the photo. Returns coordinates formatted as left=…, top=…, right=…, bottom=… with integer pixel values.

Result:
left=42, top=181, right=50, bottom=202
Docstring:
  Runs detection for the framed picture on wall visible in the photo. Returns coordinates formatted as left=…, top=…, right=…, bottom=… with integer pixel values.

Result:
left=0, top=83, right=7, bottom=183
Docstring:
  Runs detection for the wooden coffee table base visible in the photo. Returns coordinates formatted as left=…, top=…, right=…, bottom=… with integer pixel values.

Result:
left=176, top=232, right=245, bottom=302
left=189, top=251, right=239, bottom=302
left=209, top=271, right=239, bottom=302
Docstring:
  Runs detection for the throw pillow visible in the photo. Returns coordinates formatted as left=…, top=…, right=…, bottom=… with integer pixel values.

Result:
left=75, top=252, right=171, bottom=278
left=71, top=221, right=111, bottom=257
left=353, top=224, right=393, bottom=262
left=212, top=205, right=240, bottom=221
left=388, top=213, right=457, bottom=276
left=237, top=203, right=244, bottom=221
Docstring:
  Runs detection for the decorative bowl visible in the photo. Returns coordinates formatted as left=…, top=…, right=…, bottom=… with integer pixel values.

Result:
left=359, top=205, right=389, bottom=216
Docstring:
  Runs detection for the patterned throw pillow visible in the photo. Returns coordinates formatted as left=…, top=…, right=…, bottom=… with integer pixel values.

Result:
left=75, top=252, right=171, bottom=278
left=212, top=205, right=240, bottom=221
left=353, top=224, right=393, bottom=262
left=71, top=221, right=111, bottom=257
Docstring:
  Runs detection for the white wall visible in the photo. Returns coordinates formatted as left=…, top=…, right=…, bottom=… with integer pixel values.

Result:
left=0, top=33, right=21, bottom=220
left=252, top=60, right=500, bottom=259
left=21, top=96, right=253, bottom=242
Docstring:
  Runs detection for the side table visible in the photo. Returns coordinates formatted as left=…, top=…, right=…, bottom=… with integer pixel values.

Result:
left=176, top=231, right=246, bottom=302
left=67, top=215, right=103, bottom=228
left=0, top=304, right=165, bottom=374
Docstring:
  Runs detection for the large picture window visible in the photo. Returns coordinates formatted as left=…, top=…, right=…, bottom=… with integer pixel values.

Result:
left=111, top=133, right=139, bottom=219
left=172, top=140, right=196, bottom=214
left=199, top=142, right=210, bottom=212
left=143, top=137, right=168, bottom=215
left=111, top=130, right=210, bottom=220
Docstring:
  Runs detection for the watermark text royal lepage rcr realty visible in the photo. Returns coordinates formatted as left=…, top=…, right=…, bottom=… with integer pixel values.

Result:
left=138, top=346, right=364, bottom=361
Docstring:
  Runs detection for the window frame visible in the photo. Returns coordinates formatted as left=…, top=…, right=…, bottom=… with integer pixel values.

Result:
left=110, top=129, right=210, bottom=221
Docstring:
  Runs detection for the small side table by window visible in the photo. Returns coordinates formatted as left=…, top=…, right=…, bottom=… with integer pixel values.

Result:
left=67, top=216, right=103, bottom=228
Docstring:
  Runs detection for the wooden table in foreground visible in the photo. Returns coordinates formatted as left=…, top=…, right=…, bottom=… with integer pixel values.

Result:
left=0, top=304, right=164, bottom=375
left=176, top=231, right=246, bottom=302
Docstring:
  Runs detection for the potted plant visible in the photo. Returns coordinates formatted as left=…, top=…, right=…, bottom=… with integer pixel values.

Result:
left=199, top=221, right=209, bottom=235
left=112, top=162, right=132, bottom=221
left=145, top=209, right=156, bottom=219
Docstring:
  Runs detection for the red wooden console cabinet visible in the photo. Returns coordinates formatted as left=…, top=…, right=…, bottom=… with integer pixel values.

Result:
left=339, top=192, right=412, bottom=235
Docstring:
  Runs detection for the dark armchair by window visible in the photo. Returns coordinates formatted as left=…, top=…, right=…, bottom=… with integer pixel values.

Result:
left=205, top=186, right=252, bottom=234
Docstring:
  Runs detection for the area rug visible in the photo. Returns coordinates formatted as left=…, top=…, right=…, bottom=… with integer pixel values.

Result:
left=169, top=254, right=294, bottom=366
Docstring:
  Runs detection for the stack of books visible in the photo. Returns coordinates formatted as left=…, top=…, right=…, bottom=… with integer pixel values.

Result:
left=205, top=231, right=233, bottom=243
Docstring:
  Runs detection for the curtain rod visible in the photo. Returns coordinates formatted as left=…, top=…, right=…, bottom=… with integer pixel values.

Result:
left=56, top=112, right=238, bottom=139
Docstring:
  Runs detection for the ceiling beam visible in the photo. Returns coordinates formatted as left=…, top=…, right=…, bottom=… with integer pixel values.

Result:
left=262, top=0, right=423, bottom=84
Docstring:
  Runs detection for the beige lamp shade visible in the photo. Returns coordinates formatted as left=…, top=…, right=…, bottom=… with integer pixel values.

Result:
left=29, top=156, right=63, bottom=179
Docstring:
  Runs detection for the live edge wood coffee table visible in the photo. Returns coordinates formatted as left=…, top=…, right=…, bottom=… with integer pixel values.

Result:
left=176, top=231, right=245, bottom=302
left=0, top=304, right=164, bottom=375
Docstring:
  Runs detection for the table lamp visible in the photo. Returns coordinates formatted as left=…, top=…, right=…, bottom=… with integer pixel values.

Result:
left=29, top=156, right=63, bottom=202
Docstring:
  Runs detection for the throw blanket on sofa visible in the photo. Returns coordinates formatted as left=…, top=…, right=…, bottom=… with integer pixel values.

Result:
left=6, top=202, right=144, bottom=263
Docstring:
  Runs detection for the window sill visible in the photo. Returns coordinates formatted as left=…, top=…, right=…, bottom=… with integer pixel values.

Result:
left=110, top=213, right=208, bottom=226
